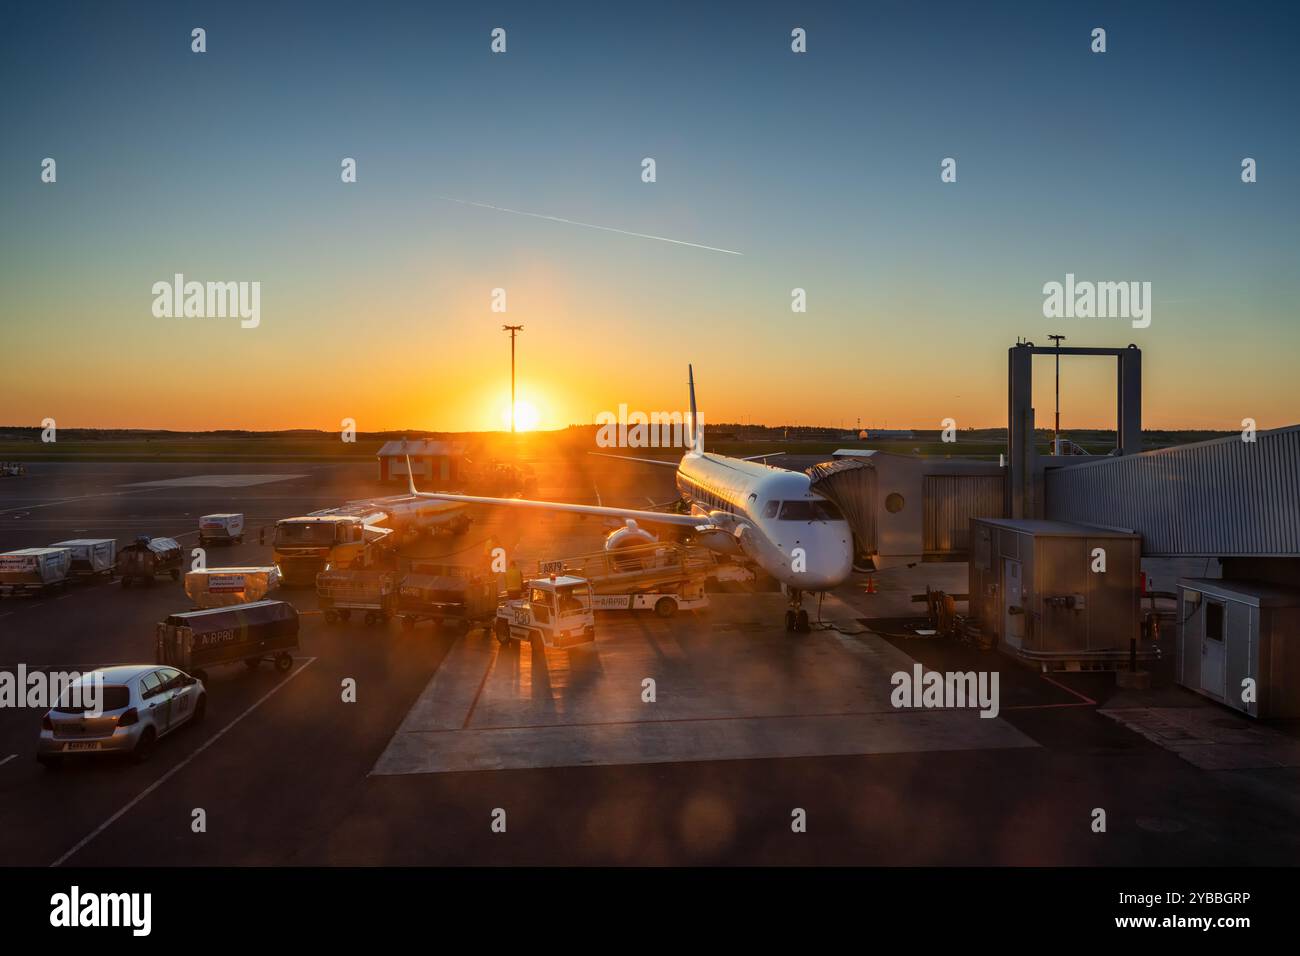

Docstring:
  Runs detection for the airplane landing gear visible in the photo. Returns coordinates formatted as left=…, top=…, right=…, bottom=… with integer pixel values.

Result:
left=784, top=591, right=811, bottom=633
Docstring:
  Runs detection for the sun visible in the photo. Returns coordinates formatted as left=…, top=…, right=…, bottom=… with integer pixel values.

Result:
left=500, top=400, right=541, bottom=432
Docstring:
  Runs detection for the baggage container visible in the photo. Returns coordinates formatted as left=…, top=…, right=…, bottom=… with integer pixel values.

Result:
left=0, top=548, right=72, bottom=596
left=118, top=536, right=183, bottom=587
left=199, top=513, right=245, bottom=546
left=156, top=600, right=299, bottom=682
left=184, top=566, right=281, bottom=608
left=50, top=539, right=117, bottom=579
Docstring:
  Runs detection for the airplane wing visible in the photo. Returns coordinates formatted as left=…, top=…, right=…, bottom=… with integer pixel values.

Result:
left=406, top=458, right=703, bottom=528
left=588, top=451, right=682, bottom=468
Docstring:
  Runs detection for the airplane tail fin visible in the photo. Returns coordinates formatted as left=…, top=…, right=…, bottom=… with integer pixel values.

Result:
left=405, top=456, right=418, bottom=495
left=688, top=364, right=703, bottom=455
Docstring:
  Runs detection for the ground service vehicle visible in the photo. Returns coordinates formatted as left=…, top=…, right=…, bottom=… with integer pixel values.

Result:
left=273, top=515, right=393, bottom=587
left=199, top=513, right=245, bottom=546
left=0, top=547, right=72, bottom=597
left=50, top=539, right=117, bottom=580
left=184, top=566, right=281, bottom=608
left=538, top=543, right=737, bottom=618
left=317, top=569, right=398, bottom=625
left=37, top=665, right=207, bottom=768
left=397, top=566, right=497, bottom=631
left=494, top=575, right=597, bottom=649
left=118, top=536, right=183, bottom=587
left=156, top=600, right=299, bottom=682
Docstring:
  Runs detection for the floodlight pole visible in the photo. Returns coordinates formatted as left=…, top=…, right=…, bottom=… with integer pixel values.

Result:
left=502, top=325, right=524, bottom=433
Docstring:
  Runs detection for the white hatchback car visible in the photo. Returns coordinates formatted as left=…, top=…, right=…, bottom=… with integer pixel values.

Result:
left=37, top=665, right=206, bottom=769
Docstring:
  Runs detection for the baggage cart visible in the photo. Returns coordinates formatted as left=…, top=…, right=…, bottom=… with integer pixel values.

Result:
left=397, top=567, right=497, bottom=631
left=316, top=569, right=397, bottom=625
left=156, top=600, right=299, bottom=683
left=118, top=536, right=183, bottom=587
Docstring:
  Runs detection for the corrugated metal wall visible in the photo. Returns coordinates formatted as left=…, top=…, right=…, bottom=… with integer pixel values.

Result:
left=923, top=476, right=1005, bottom=553
left=807, top=459, right=877, bottom=551
left=1045, top=426, right=1300, bottom=556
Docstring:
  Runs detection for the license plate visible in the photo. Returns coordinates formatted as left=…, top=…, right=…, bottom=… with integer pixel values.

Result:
left=63, top=741, right=101, bottom=752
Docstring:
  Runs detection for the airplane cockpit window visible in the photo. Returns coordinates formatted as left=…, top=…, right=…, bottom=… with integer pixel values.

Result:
left=763, top=500, right=780, bottom=519
left=778, top=500, right=844, bottom=521
left=814, top=500, right=844, bottom=521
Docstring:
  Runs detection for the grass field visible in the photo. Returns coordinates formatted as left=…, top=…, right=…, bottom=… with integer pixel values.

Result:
left=0, top=429, right=1232, bottom=464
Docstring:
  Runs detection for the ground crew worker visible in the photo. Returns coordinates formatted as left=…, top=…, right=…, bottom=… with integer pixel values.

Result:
left=505, top=560, right=524, bottom=600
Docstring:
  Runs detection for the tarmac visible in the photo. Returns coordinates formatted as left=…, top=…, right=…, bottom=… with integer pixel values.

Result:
left=2, top=456, right=1299, bottom=865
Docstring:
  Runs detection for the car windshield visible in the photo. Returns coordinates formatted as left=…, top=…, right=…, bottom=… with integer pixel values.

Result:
left=556, top=587, right=587, bottom=614
left=778, top=500, right=843, bottom=521
left=54, top=685, right=129, bottom=713
left=275, top=523, right=337, bottom=545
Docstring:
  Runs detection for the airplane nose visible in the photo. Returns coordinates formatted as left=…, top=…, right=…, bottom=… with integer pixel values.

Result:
left=788, top=529, right=853, bottom=589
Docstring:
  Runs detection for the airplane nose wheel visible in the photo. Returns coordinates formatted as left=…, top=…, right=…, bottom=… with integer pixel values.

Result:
left=784, top=592, right=811, bottom=633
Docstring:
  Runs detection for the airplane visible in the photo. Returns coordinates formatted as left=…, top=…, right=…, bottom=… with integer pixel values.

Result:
left=406, top=366, right=854, bottom=632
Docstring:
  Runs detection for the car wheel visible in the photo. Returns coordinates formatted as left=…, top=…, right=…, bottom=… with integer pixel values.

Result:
left=275, top=653, right=293, bottom=673
left=654, top=597, right=677, bottom=619
left=37, top=754, right=64, bottom=771
left=494, top=620, right=511, bottom=645
left=191, top=694, right=207, bottom=725
left=131, top=728, right=157, bottom=764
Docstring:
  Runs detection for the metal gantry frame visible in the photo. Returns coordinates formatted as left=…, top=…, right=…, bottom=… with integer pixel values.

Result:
left=1007, top=342, right=1142, bottom=518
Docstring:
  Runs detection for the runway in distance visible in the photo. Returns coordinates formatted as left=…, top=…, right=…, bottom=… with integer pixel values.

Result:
left=407, top=367, right=854, bottom=631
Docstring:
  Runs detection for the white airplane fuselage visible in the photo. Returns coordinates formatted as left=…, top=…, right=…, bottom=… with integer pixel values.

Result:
left=674, top=452, right=853, bottom=591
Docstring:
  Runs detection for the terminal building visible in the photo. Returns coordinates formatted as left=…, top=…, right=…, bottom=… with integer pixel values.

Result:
left=812, top=341, right=1300, bottom=708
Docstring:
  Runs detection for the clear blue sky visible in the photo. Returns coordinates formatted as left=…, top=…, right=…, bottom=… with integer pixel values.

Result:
left=2, top=1, right=1296, bottom=431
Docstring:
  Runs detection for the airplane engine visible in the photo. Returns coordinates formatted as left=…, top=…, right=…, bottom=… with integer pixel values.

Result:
left=694, top=527, right=743, bottom=556
left=604, top=520, right=657, bottom=552
left=604, top=520, right=658, bottom=572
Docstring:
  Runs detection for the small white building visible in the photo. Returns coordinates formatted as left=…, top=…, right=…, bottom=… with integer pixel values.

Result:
left=376, top=440, right=466, bottom=483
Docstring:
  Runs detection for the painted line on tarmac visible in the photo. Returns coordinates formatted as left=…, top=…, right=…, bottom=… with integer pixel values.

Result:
left=0, top=754, right=17, bottom=769
left=460, top=643, right=499, bottom=731
left=0, top=488, right=159, bottom=516
left=49, top=656, right=318, bottom=867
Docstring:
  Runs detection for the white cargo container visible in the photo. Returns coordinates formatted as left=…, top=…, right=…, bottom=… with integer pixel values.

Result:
left=184, top=566, right=281, bottom=608
left=199, top=513, right=245, bottom=546
left=0, top=548, right=73, bottom=596
left=49, top=539, right=117, bottom=578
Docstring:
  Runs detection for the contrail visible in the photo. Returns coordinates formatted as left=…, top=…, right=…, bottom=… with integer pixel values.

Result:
left=437, top=197, right=743, bottom=256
